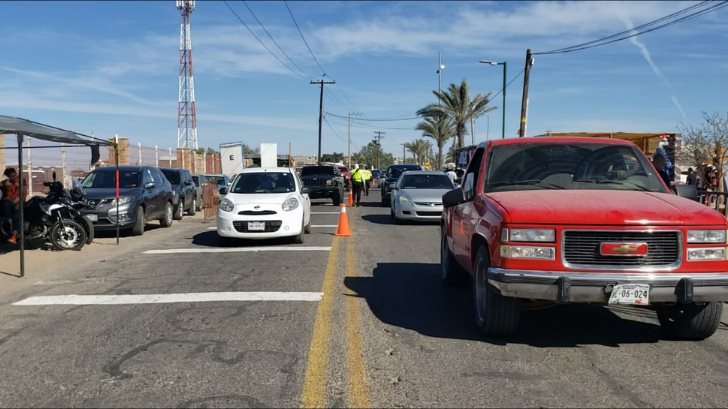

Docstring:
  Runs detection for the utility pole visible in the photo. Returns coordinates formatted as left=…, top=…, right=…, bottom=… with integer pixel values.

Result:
left=401, top=143, right=406, bottom=164
left=311, top=79, right=335, bottom=164
left=518, top=49, right=534, bottom=138
left=436, top=53, right=445, bottom=97
left=373, top=131, right=385, bottom=169
left=348, top=112, right=362, bottom=169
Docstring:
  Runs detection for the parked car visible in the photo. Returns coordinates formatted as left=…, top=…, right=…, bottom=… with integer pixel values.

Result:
left=192, top=174, right=230, bottom=209
left=380, top=164, right=422, bottom=206
left=191, top=174, right=205, bottom=210
left=441, top=137, right=728, bottom=340
left=80, top=166, right=175, bottom=236
left=216, top=168, right=311, bottom=244
left=390, top=171, right=453, bottom=224
left=299, top=165, right=345, bottom=205
left=160, top=167, right=197, bottom=219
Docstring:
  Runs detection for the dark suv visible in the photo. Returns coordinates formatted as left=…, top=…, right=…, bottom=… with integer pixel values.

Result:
left=160, top=167, right=197, bottom=219
left=380, top=164, right=422, bottom=206
left=300, top=165, right=345, bottom=205
left=80, top=166, right=176, bottom=236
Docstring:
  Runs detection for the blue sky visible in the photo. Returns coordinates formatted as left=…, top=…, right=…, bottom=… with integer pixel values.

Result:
left=1, top=1, right=727, bottom=157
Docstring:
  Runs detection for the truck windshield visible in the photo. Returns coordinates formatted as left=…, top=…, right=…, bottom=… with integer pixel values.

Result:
left=81, top=170, right=141, bottom=189
left=301, top=166, right=336, bottom=176
left=484, top=143, right=668, bottom=193
left=231, top=172, right=296, bottom=194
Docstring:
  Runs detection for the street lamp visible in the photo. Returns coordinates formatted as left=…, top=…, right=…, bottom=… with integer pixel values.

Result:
left=480, top=60, right=507, bottom=139
left=436, top=53, right=445, bottom=96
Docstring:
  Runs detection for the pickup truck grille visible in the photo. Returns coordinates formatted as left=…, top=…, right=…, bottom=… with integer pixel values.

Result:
left=563, top=230, right=680, bottom=268
left=303, top=178, right=330, bottom=187
left=232, top=220, right=282, bottom=233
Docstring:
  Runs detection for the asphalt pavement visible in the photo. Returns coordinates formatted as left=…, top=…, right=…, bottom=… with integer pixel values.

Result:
left=2, top=191, right=728, bottom=407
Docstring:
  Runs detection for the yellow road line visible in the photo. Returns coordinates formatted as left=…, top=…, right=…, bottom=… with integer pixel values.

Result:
left=300, top=237, right=340, bottom=408
left=345, top=237, right=371, bottom=408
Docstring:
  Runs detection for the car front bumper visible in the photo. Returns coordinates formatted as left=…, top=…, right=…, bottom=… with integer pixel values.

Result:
left=216, top=206, right=303, bottom=239
left=305, top=186, right=340, bottom=199
left=80, top=206, right=136, bottom=231
left=488, top=268, right=728, bottom=304
left=394, top=203, right=443, bottom=221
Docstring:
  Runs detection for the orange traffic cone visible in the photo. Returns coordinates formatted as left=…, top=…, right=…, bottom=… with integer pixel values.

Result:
left=335, top=204, right=352, bottom=237
left=348, top=187, right=354, bottom=206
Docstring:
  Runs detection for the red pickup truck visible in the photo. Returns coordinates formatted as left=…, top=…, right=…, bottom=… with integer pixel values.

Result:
left=441, top=137, right=728, bottom=340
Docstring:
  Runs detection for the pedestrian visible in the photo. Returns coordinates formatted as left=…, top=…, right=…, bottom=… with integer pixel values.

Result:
left=686, top=167, right=698, bottom=186
left=351, top=164, right=364, bottom=207
left=362, top=165, right=372, bottom=196
left=652, top=155, right=670, bottom=187
left=446, top=166, right=457, bottom=185
left=1, top=168, right=21, bottom=244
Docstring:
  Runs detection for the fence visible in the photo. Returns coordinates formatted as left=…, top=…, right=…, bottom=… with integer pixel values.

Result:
left=203, top=181, right=220, bottom=221
left=0, top=134, right=222, bottom=192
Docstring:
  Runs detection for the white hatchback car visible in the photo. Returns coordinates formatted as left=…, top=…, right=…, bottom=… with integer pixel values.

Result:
left=216, top=168, right=311, bottom=244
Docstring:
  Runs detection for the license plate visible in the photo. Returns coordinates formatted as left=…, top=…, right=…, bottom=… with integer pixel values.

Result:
left=608, top=284, right=650, bottom=306
left=86, top=214, right=98, bottom=222
left=248, top=221, right=265, bottom=231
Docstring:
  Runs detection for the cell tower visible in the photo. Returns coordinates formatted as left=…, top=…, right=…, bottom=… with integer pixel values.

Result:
left=177, top=0, right=198, bottom=150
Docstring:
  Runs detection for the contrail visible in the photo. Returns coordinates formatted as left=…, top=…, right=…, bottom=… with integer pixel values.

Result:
left=620, top=15, right=687, bottom=119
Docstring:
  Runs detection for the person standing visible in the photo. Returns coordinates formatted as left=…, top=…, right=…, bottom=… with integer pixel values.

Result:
left=686, top=167, right=697, bottom=186
left=351, top=164, right=364, bottom=207
left=446, top=167, right=457, bottom=185
left=1, top=168, right=21, bottom=244
left=363, top=165, right=372, bottom=196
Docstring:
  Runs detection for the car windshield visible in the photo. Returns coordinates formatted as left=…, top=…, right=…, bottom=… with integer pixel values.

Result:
left=81, top=170, right=141, bottom=189
left=231, top=172, right=296, bottom=194
left=192, top=176, right=199, bottom=185
left=217, top=178, right=226, bottom=186
left=484, top=143, right=668, bottom=193
left=400, top=174, right=454, bottom=189
left=161, top=169, right=180, bottom=184
left=388, top=166, right=420, bottom=179
left=301, top=166, right=336, bottom=176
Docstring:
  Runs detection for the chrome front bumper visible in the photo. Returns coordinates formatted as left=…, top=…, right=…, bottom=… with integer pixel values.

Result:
left=488, top=268, right=728, bottom=304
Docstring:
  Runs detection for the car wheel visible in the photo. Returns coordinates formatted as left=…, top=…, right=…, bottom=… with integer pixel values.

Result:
left=332, top=194, right=341, bottom=206
left=657, top=302, right=722, bottom=340
left=131, top=207, right=146, bottom=236
left=304, top=215, right=311, bottom=234
left=188, top=198, right=197, bottom=216
left=441, top=229, right=466, bottom=286
left=160, top=202, right=173, bottom=227
left=173, top=200, right=184, bottom=221
left=473, top=245, right=520, bottom=337
left=392, top=205, right=402, bottom=225
left=292, top=221, right=304, bottom=244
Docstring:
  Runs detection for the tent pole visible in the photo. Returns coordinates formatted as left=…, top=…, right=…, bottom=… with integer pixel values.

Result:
left=17, top=134, right=25, bottom=277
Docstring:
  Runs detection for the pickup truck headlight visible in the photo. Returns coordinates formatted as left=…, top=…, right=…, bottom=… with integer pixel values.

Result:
left=282, top=198, right=299, bottom=211
left=687, top=230, right=727, bottom=244
left=687, top=247, right=727, bottom=261
left=219, top=198, right=235, bottom=212
left=502, top=228, right=555, bottom=243
left=326, top=179, right=336, bottom=186
left=500, top=245, right=555, bottom=260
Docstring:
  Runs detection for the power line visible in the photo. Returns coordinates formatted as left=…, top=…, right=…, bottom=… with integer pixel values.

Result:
left=283, top=0, right=328, bottom=77
left=491, top=69, right=524, bottom=100
left=222, top=1, right=306, bottom=79
left=241, top=0, right=311, bottom=78
left=326, top=112, right=420, bottom=122
left=323, top=116, right=347, bottom=143
left=535, top=1, right=728, bottom=55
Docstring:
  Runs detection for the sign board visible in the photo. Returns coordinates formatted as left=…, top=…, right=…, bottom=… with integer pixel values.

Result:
left=260, top=143, right=277, bottom=168
left=220, top=142, right=245, bottom=179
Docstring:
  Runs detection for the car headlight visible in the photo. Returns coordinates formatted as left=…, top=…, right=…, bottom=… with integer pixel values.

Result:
left=687, top=247, right=727, bottom=261
left=282, top=198, right=299, bottom=211
left=109, top=196, right=132, bottom=206
left=502, top=228, right=555, bottom=243
left=219, top=198, right=235, bottom=212
left=398, top=195, right=410, bottom=205
left=326, top=179, right=335, bottom=186
left=687, top=230, right=727, bottom=244
left=500, top=245, right=555, bottom=260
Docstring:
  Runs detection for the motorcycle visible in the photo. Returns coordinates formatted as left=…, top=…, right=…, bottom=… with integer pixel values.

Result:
left=15, top=173, right=94, bottom=251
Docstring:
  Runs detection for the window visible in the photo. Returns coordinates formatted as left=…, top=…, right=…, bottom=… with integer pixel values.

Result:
left=231, top=172, right=296, bottom=194
left=81, top=170, right=141, bottom=189
left=143, top=169, right=153, bottom=185
left=401, top=174, right=453, bottom=189
left=161, top=169, right=180, bottom=184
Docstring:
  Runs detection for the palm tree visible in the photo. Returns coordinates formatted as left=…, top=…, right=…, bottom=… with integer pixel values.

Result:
left=405, top=139, right=432, bottom=166
left=417, top=79, right=495, bottom=151
left=415, top=113, right=454, bottom=170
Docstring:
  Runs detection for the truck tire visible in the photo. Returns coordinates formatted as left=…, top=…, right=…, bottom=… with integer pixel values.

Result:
left=441, top=230, right=466, bottom=286
left=160, top=202, right=174, bottom=228
left=473, top=246, right=520, bottom=337
left=188, top=198, right=197, bottom=216
left=333, top=194, right=341, bottom=206
left=173, top=199, right=184, bottom=220
left=657, top=302, right=722, bottom=340
left=131, top=207, right=146, bottom=236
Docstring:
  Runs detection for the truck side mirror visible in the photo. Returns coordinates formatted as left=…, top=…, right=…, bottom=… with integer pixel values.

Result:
left=443, top=187, right=466, bottom=208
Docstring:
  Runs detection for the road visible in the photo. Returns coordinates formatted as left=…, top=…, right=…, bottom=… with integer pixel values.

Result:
left=3, top=190, right=728, bottom=407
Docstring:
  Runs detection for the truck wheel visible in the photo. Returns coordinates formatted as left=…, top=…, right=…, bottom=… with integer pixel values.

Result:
left=160, top=202, right=174, bottom=228
left=188, top=198, right=197, bottom=216
left=131, top=207, right=146, bottom=236
left=333, top=194, right=341, bottom=206
left=473, top=246, right=520, bottom=337
left=441, top=230, right=465, bottom=286
left=657, top=302, right=722, bottom=340
left=173, top=200, right=184, bottom=221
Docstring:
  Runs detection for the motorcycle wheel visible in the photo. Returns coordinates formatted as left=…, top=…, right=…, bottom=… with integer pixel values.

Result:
left=50, top=219, right=87, bottom=251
